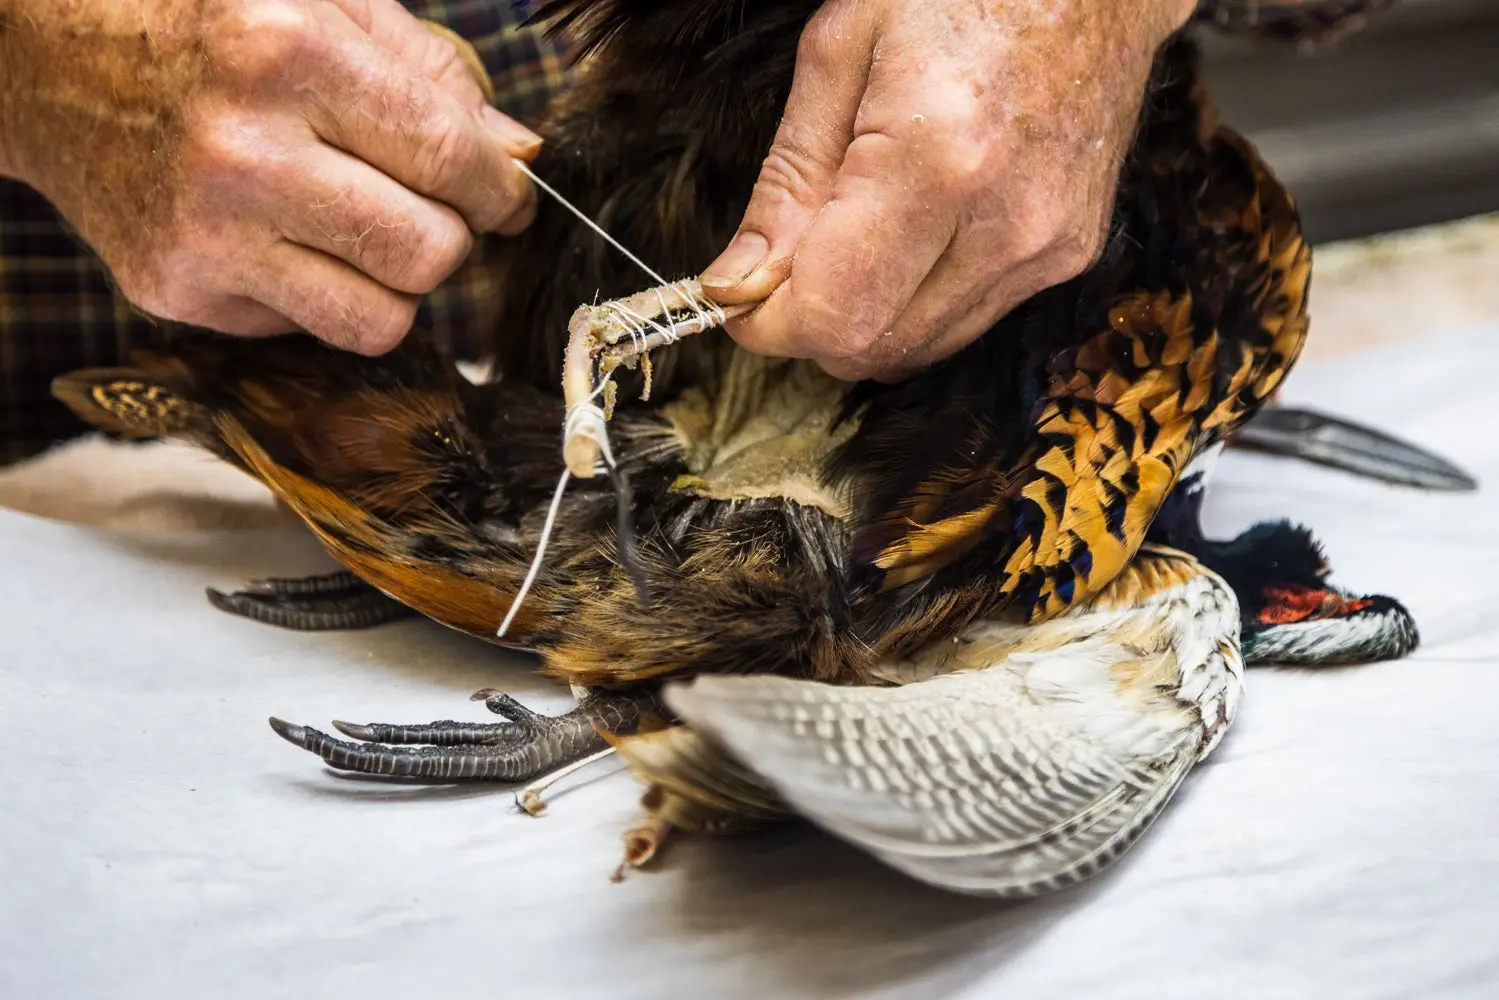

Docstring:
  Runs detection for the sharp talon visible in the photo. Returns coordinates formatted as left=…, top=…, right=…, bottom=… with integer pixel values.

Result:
left=331, top=720, right=375, bottom=741
left=330, top=718, right=521, bottom=746
left=268, top=716, right=306, bottom=745
left=481, top=693, right=544, bottom=726
left=205, top=587, right=239, bottom=611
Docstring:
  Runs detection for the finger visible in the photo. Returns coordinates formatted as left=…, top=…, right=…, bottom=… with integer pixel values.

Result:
left=726, top=127, right=957, bottom=363
left=823, top=268, right=1034, bottom=383
left=237, top=241, right=421, bottom=355
left=274, top=146, right=474, bottom=295
left=323, top=0, right=493, bottom=107
left=823, top=243, right=1057, bottom=382
left=877, top=215, right=1112, bottom=381
left=301, top=3, right=540, bottom=234
left=171, top=296, right=300, bottom=339
left=699, top=0, right=877, bottom=307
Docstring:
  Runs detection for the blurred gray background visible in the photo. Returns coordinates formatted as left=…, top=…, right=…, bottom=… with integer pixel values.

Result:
left=1203, top=0, right=1499, bottom=243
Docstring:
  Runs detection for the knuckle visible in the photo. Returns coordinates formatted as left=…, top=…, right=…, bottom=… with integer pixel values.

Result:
left=386, top=216, right=472, bottom=292
left=204, top=0, right=321, bottom=88
left=934, top=133, right=996, bottom=198
left=303, top=284, right=412, bottom=354
left=1041, top=221, right=1107, bottom=283
left=180, top=114, right=264, bottom=193
left=423, top=33, right=468, bottom=86
left=795, top=14, right=843, bottom=71
left=409, top=113, right=478, bottom=193
left=355, top=295, right=419, bottom=354
left=756, top=132, right=827, bottom=210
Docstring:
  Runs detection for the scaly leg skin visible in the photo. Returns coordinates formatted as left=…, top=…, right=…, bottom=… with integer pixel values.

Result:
left=268, top=687, right=666, bottom=788
left=206, top=570, right=417, bottom=631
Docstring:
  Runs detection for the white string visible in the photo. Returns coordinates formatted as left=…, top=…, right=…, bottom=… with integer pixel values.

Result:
left=512, top=159, right=671, bottom=288
left=516, top=746, right=621, bottom=815
left=497, top=467, right=569, bottom=638
left=496, top=400, right=619, bottom=639
left=565, top=399, right=616, bottom=471
left=495, top=166, right=733, bottom=640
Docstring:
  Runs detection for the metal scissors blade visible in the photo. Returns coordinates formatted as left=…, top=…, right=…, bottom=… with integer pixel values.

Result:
left=1232, top=405, right=1479, bottom=492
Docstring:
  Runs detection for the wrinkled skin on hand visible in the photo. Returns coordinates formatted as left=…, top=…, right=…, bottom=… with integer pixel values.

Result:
left=702, top=0, right=1199, bottom=381
left=0, top=0, right=542, bottom=353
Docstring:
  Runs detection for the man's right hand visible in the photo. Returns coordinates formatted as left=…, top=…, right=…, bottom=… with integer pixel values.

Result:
left=0, top=0, right=542, bottom=354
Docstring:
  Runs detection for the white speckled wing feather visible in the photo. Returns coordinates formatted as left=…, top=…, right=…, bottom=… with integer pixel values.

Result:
left=663, top=550, right=1243, bottom=898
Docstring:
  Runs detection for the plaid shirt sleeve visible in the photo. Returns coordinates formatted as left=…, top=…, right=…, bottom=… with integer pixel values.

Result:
left=0, top=1, right=1394, bottom=466
left=0, top=1, right=575, bottom=466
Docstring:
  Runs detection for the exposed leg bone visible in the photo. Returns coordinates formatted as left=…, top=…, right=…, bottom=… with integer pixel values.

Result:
left=516, top=746, right=620, bottom=816
left=561, top=278, right=752, bottom=479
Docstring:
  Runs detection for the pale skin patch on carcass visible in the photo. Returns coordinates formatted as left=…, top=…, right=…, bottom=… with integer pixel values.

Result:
left=661, top=347, right=858, bottom=520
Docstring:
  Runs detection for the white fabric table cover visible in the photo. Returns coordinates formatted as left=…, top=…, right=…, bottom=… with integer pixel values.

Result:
left=3, top=326, right=1497, bottom=999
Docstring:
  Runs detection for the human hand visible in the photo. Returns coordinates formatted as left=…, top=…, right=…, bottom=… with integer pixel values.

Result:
left=0, top=0, right=541, bottom=354
left=700, top=0, right=1198, bottom=381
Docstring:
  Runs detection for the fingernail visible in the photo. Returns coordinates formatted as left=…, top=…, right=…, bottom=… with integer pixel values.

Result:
left=483, top=105, right=544, bottom=157
left=701, top=231, right=770, bottom=290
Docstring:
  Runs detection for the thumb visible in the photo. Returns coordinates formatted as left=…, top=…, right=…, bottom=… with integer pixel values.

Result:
left=700, top=3, right=875, bottom=312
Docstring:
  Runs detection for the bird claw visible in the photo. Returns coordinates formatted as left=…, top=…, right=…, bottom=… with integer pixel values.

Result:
left=207, top=570, right=416, bottom=631
left=267, top=688, right=662, bottom=789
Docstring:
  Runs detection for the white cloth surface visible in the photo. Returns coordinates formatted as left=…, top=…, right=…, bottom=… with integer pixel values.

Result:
left=3, top=326, right=1498, bottom=1000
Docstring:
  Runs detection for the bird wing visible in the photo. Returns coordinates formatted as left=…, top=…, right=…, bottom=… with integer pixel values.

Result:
left=853, top=122, right=1309, bottom=626
left=647, top=547, right=1242, bottom=898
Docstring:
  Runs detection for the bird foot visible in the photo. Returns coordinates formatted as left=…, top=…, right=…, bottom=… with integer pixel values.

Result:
left=268, top=687, right=664, bottom=786
left=207, top=570, right=416, bottom=631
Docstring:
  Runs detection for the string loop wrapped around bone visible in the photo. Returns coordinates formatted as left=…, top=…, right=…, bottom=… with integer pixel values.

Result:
left=562, top=278, right=750, bottom=479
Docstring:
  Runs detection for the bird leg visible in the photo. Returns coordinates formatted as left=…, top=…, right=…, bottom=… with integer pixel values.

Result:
left=206, top=570, right=416, bottom=631
left=267, top=687, right=666, bottom=786
left=561, top=278, right=752, bottom=478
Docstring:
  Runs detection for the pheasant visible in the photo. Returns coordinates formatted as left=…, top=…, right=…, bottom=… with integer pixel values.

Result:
left=53, top=1, right=1432, bottom=897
